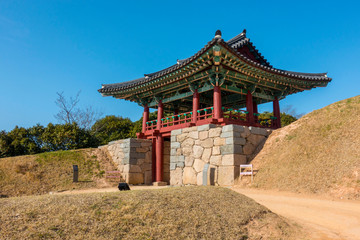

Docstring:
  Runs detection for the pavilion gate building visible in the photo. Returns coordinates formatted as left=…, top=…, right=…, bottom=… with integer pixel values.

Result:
left=99, top=30, right=331, bottom=186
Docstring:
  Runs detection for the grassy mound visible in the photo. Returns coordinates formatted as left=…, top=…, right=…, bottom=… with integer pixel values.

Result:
left=0, top=148, right=117, bottom=197
left=250, top=95, right=360, bottom=199
left=0, top=186, right=301, bottom=239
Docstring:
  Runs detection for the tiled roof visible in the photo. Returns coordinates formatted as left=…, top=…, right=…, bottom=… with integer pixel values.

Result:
left=99, top=31, right=331, bottom=94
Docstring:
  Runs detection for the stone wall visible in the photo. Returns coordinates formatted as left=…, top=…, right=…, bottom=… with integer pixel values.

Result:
left=99, top=138, right=152, bottom=184
left=170, top=124, right=271, bottom=186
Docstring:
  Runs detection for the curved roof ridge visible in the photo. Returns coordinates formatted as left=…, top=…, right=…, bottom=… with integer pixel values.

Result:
left=219, top=39, right=331, bottom=81
left=279, top=70, right=328, bottom=77
left=227, top=32, right=247, bottom=45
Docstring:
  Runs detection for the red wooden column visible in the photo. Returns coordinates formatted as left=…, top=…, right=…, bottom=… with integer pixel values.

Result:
left=253, top=100, right=258, bottom=123
left=192, top=89, right=199, bottom=123
left=156, top=100, right=163, bottom=129
left=273, top=96, right=281, bottom=128
left=142, top=105, right=149, bottom=133
left=155, top=100, right=164, bottom=183
left=213, top=86, right=222, bottom=119
left=246, top=91, right=255, bottom=124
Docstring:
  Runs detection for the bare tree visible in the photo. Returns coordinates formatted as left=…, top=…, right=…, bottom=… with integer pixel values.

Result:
left=55, top=91, right=102, bottom=129
left=283, top=105, right=305, bottom=119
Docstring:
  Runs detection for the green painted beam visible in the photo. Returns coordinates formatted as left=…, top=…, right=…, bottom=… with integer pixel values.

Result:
left=148, top=84, right=214, bottom=107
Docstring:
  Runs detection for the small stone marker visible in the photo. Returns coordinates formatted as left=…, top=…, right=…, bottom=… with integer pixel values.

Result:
left=202, top=163, right=210, bottom=186
left=73, top=165, right=78, bottom=182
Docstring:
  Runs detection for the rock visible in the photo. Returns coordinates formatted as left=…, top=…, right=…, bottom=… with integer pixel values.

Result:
left=170, top=148, right=177, bottom=156
left=171, top=142, right=181, bottom=149
left=221, top=154, right=246, bottom=166
left=222, top=124, right=244, bottom=133
left=182, top=147, right=192, bottom=156
left=209, top=128, right=222, bottom=137
left=201, top=138, right=214, bottom=148
left=136, top=147, right=149, bottom=153
left=220, top=131, right=241, bottom=138
left=170, top=168, right=183, bottom=185
left=170, top=162, right=177, bottom=170
left=243, top=143, right=256, bottom=155
left=220, top=144, right=243, bottom=154
left=185, top=156, right=194, bottom=167
left=247, top=134, right=265, bottom=146
left=193, top=145, right=204, bottom=158
left=241, top=127, right=251, bottom=138
left=176, top=148, right=182, bottom=156
left=197, top=171, right=203, bottom=185
left=193, top=159, right=205, bottom=173
left=199, top=131, right=208, bottom=140
left=177, top=162, right=184, bottom=168
left=214, top=137, right=225, bottom=146
left=225, top=137, right=246, bottom=145
left=141, top=163, right=152, bottom=171
left=181, top=138, right=195, bottom=147
left=210, top=155, right=222, bottom=165
left=201, top=148, right=212, bottom=162
left=218, top=166, right=238, bottom=186
left=144, top=170, right=152, bottom=185
left=183, top=167, right=197, bottom=184
left=197, top=124, right=216, bottom=131
left=127, top=173, right=144, bottom=184
left=177, top=133, right=188, bottom=142
left=212, top=146, right=220, bottom=155
left=249, top=126, right=268, bottom=136
left=188, top=131, right=199, bottom=139
left=171, top=129, right=182, bottom=136
left=171, top=155, right=185, bottom=163
left=183, top=126, right=197, bottom=133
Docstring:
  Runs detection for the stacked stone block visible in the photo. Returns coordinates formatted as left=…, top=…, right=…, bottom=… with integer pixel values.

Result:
left=170, top=124, right=271, bottom=186
left=99, top=138, right=152, bottom=184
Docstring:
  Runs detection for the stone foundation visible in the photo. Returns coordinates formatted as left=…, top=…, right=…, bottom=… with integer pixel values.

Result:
left=99, top=124, right=271, bottom=186
left=170, top=124, right=271, bottom=186
left=99, top=138, right=152, bottom=184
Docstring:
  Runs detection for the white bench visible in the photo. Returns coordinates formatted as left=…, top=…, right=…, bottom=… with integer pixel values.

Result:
left=240, top=164, right=254, bottom=183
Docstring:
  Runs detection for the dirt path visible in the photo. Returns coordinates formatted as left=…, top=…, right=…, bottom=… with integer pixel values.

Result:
left=232, top=188, right=360, bottom=240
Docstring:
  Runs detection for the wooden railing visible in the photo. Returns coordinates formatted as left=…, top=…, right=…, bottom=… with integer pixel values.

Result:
left=161, top=111, right=193, bottom=128
left=196, top=107, right=213, bottom=121
left=145, top=106, right=276, bottom=131
left=223, top=107, right=247, bottom=122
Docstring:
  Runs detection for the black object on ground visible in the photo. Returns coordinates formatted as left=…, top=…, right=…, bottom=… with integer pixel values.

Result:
left=73, top=165, right=78, bottom=182
left=118, top=182, right=131, bottom=191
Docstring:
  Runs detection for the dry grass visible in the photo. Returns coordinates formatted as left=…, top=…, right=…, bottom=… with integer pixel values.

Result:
left=249, top=95, right=360, bottom=199
left=0, top=186, right=303, bottom=240
left=0, top=148, right=117, bottom=197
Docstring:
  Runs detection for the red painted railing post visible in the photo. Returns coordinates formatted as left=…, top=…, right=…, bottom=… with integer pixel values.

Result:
left=192, top=89, right=199, bottom=123
left=246, top=91, right=255, bottom=124
left=157, top=100, right=163, bottom=129
left=273, top=96, right=281, bottom=128
left=213, top=86, right=222, bottom=119
left=142, top=105, right=149, bottom=133
left=155, top=135, right=163, bottom=182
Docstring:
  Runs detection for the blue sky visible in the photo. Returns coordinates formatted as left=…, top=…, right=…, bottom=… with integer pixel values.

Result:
left=1, top=0, right=359, bottom=131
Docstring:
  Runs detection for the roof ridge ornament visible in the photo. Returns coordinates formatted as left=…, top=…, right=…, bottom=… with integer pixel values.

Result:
left=214, top=30, right=222, bottom=39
